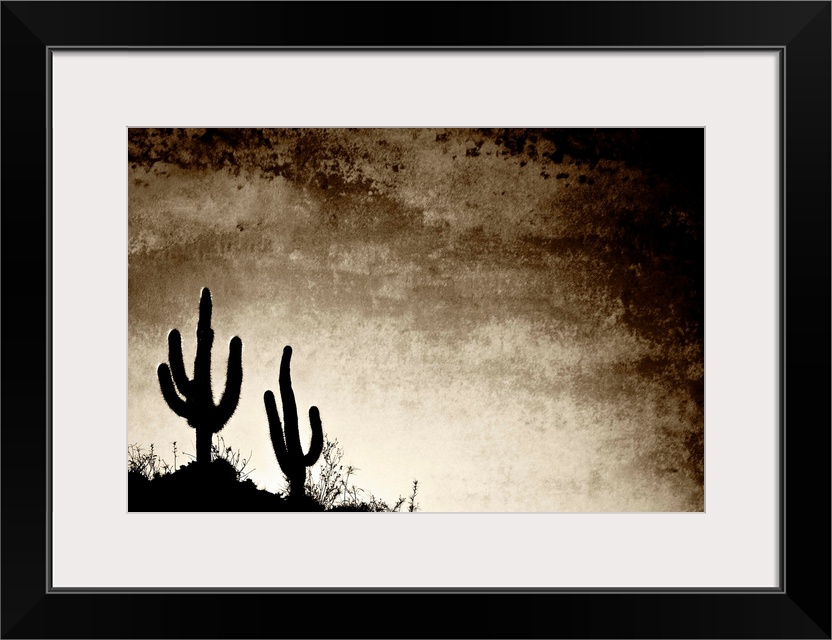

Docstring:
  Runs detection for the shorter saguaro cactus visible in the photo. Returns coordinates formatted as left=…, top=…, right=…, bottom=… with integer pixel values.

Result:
left=157, top=288, right=243, bottom=464
left=264, top=346, right=323, bottom=499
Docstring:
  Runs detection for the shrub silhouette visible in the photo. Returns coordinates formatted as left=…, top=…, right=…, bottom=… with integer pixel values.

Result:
left=128, top=437, right=419, bottom=512
left=264, top=345, right=323, bottom=500
left=157, top=288, right=243, bottom=464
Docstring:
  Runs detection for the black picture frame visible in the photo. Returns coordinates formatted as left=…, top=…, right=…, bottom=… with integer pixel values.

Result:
left=2, top=2, right=829, bottom=638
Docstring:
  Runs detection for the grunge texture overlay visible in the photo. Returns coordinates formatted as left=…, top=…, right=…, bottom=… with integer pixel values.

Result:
left=128, top=128, right=704, bottom=512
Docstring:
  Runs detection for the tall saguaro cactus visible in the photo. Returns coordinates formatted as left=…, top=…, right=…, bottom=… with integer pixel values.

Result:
left=157, top=288, right=243, bottom=464
left=264, top=346, right=324, bottom=498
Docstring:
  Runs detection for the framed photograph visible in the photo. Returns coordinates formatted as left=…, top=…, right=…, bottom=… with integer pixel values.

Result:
left=3, top=2, right=829, bottom=638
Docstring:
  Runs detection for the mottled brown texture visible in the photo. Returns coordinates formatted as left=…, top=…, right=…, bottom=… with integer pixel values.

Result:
left=129, top=128, right=703, bottom=512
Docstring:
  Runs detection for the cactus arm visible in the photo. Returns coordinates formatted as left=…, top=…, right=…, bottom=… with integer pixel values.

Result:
left=264, top=390, right=291, bottom=474
left=215, top=336, right=243, bottom=427
left=158, top=363, right=189, bottom=418
left=303, top=406, right=324, bottom=467
left=166, top=329, right=191, bottom=392
left=278, top=346, right=302, bottom=459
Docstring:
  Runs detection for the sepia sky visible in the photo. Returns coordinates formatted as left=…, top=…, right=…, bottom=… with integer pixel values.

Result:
left=128, top=128, right=704, bottom=512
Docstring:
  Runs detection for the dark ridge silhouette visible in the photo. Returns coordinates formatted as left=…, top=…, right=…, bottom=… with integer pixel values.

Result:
left=127, top=459, right=324, bottom=512
left=264, top=345, right=324, bottom=500
left=127, top=436, right=419, bottom=512
left=157, top=288, right=243, bottom=464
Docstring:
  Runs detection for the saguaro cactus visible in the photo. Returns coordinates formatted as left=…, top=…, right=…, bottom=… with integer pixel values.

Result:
left=157, top=288, right=243, bottom=464
left=264, top=346, right=323, bottom=498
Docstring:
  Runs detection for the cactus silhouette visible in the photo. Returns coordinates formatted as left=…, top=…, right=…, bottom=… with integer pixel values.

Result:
left=264, top=346, right=324, bottom=498
left=157, top=288, right=243, bottom=464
